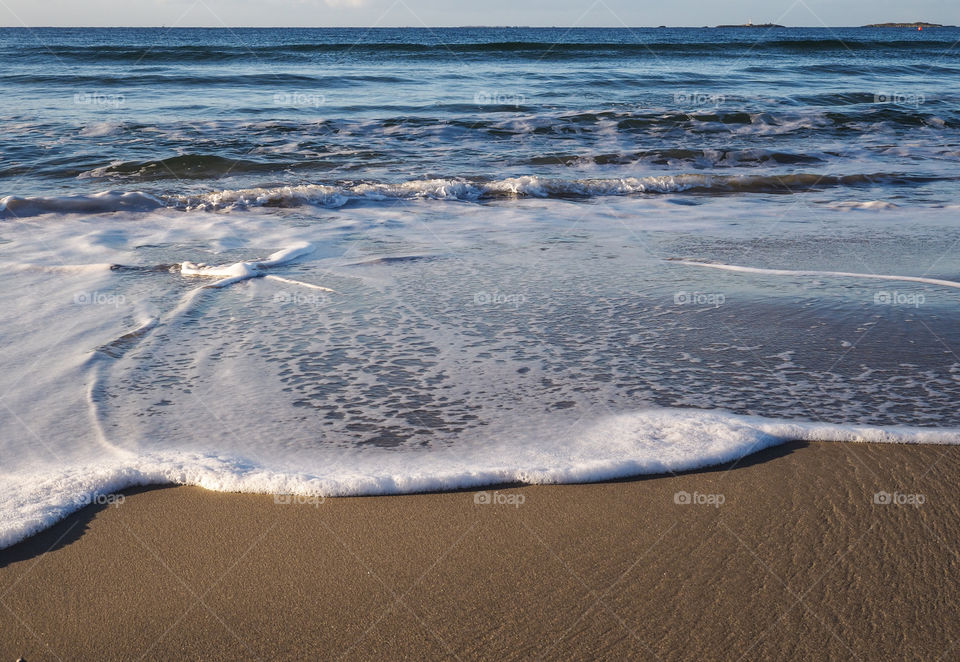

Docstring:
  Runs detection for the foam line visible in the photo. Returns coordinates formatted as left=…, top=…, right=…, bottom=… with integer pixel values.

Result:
left=92, top=317, right=159, bottom=359
left=4, top=408, right=960, bottom=549
left=0, top=262, right=115, bottom=274
left=203, top=275, right=251, bottom=289
left=670, top=260, right=960, bottom=290
left=81, top=286, right=210, bottom=455
left=264, top=274, right=336, bottom=292
left=259, top=242, right=315, bottom=267
left=0, top=174, right=949, bottom=217
left=84, top=317, right=159, bottom=455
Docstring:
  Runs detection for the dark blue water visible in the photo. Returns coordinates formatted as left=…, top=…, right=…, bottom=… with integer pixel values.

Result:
left=1, top=27, right=958, bottom=203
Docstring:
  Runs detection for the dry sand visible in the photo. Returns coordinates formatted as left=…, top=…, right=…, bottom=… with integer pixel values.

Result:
left=2, top=440, right=959, bottom=661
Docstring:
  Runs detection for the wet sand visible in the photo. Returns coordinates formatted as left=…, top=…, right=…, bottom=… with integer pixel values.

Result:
left=2, top=440, right=959, bottom=661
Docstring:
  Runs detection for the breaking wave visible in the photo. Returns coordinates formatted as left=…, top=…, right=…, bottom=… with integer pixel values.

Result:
left=0, top=172, right=942, bottom=217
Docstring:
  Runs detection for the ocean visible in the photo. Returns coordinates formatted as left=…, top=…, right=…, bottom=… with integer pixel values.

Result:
left=3, top=26, right=960, bottom=547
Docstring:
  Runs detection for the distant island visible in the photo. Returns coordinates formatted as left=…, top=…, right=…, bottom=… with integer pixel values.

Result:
left=716, top=23, right=785, bottom=28
left=865, top=22, right=946, bottom=28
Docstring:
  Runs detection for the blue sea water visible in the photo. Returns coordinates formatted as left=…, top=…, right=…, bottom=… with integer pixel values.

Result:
left=1, top=27, right=959, bottom=201
left=2, top=27, right=960, bottom=547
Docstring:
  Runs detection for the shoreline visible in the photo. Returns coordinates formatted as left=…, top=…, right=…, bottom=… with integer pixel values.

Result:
left=3, top=440, right=959, bottom=660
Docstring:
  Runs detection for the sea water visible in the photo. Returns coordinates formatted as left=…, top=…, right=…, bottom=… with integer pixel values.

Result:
left=2, top=27, right=960, bottom=547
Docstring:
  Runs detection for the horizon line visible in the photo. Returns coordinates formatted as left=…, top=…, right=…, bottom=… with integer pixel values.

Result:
left=0, top=23, right=954, bottom=29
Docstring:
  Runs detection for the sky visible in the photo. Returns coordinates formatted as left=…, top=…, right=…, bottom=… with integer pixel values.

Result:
left=0, top=0, right=957, bottom=28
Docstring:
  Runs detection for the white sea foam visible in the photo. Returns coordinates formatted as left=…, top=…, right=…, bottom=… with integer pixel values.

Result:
left=179, top=241, right=318, bottom=287
left=828, top=200, right=900, bottom=210
left=3, top=199, right=960, bottom=551
left=671, top=260, right=960, bottom=290
left=178, top=185, right=349, bottom=211
left=173, top=173, right=857, bottom=209
left=78, top=121, right=123, bottom=138
left=0, top=172, right=925, bottom=217
left=3, top=408, right=959, bottom=550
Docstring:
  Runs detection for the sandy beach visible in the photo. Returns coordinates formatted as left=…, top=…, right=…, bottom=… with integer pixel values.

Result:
left=2, top=440, right=958, bottom=661
left=4, top=16, right=960, bottom=662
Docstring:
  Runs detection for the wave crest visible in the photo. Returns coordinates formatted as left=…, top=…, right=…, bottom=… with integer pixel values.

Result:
left=1, top=173, right=940, bottom=217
